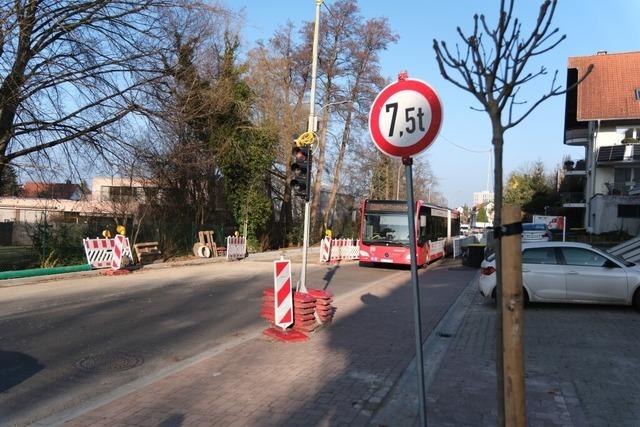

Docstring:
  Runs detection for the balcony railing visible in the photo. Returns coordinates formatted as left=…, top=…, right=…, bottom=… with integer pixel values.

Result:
left=604, top=182, right=635, bottom=196
left=560, top=192, right=586, bottom=204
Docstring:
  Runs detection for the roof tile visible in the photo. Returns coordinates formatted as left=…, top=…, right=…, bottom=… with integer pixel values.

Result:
left=569, top=51, right=640, bottom=121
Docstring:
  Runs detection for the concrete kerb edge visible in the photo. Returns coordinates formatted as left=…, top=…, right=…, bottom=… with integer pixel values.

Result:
left=37, top=261, right=408, bottom=427
left=371, top=269, right=481, bottom=427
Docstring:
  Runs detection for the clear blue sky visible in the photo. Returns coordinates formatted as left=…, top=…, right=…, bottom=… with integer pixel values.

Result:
left=233, top=0, right=639, bottom=207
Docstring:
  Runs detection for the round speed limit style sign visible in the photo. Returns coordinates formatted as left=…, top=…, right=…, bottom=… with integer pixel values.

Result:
left=368, top=78, right=443, bottom=158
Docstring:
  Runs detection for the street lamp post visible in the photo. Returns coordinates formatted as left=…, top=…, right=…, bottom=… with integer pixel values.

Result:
left=299, top=0, right=323, bottom=293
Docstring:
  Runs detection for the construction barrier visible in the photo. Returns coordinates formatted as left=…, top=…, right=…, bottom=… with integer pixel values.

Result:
left=83, top=237, right=132, bottom=269
left=319, top=237, right=331, bottom=263
left=226, top=236, right=246, bottom=261
left=319, top=238, right=360, bottom=263
left=452, top=236, right=474, bottom=258
left=273, top=260, right=293, bottom=329
left=111, top=234, right=127, bottom=270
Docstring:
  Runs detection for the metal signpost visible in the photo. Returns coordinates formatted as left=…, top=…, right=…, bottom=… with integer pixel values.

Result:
left=368, top=72, right=443, bottom=426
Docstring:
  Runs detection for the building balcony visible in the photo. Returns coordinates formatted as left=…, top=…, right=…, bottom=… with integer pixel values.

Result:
left=563, top=159, right=587, bottom=176
left=603, top=182, right=640, bottom=196
left=561, top=192, right=586, bottom=208
left=564, top=128, right=589, bottom=146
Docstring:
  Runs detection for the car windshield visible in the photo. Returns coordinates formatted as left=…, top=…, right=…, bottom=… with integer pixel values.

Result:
left=523, top=223, right=546, bottom=231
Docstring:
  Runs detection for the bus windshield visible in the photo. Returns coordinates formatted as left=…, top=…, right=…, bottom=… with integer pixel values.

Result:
left=364, top=213, right=410, bottom=245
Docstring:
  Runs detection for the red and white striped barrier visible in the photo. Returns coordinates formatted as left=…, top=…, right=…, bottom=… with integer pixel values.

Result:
left=83, top=237, right=131, bottom=269
left=273, top=259, right=293, bottom=329
left=226, top=236, right=246, bottom=260
left=319, top=237, right=331, bottom=262
left=319, top=238, right=360, bottom=263
left=111, top=234, right=127, bottom=270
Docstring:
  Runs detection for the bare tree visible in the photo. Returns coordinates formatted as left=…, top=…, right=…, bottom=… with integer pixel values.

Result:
left=321, top=5, right=396, bottom=233
left=0, top=0, right=171, bottom=180
left=433, top=0, right=591, bottom=423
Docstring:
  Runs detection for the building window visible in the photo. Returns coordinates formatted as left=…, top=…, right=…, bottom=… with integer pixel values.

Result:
left=636, top=88, right=640, bottom=101
left=618, top=204, right=640, bottom=218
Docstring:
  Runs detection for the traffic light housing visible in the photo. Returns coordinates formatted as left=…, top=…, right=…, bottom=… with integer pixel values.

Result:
left=290, top=146, right=311, bottom=201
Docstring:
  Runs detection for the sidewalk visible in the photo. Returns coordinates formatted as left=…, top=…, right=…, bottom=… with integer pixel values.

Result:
left=42, top=259, right=476, bottom=426
left=374, top=277, right=578, bottom=427
left=375, top=274, right=640, bottom=427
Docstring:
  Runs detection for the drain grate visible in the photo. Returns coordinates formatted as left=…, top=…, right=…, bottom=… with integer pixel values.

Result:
left=437, top=332, right=453, bottom=338
left=75, top=352, right=144, bottom=372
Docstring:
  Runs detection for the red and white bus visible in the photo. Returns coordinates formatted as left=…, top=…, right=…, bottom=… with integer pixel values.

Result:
left=358, top=199, right=460, bottom=267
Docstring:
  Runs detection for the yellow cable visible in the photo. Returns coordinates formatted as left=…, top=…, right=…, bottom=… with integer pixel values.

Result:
left=294, top=131, right=316, bottom=147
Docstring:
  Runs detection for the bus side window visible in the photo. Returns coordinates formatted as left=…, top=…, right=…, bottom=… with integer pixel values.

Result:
left=419, top=209, right=428, bottom=244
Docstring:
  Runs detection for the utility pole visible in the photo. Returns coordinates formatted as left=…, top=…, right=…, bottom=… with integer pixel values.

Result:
left=299, top=0, right=323, bottom=293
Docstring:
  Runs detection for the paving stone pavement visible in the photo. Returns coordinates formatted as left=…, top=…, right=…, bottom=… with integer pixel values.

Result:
left=52, top=259, right=476, bottom=427
left=376, top=277, right=640, bottom=427
left=39, top=259, right=640, bottom=426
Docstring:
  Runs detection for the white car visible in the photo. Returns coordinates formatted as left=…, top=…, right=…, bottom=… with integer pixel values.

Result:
left=521, top=223, right=551, bottom=242
left=478, top=242, right=640, bottom=309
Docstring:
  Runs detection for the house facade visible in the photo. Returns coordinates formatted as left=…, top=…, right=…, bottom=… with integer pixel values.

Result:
left=562, top=51, right=640, bottom=234
left=0, top=177, right=151, bottom=244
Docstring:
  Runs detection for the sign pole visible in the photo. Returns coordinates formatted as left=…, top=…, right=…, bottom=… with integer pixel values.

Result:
left=367, top=72, right=441, bottom=426
left=404, top=156, right=427, bottom=427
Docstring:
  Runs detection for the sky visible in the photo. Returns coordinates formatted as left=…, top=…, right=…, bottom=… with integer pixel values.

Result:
left=231, top=0, right=640, bottom=208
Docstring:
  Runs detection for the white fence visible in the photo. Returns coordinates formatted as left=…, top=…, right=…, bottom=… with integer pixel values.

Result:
left=226, top=236, right=247, bottom=260
left=319, top=237, right=360, bottom=263
left=452, top=236, right=474, bottom=258
left=83, top=237, right=132, bottom=269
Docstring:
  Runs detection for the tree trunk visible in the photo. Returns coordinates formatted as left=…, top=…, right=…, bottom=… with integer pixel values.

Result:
left=322, top=108, right=354, bottom=229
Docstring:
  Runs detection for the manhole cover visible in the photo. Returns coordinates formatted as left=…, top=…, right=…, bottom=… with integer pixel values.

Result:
left=75, top=352, right=144, bottom=372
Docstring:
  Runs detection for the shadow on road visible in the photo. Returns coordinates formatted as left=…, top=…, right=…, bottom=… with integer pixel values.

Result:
left=322, top=265, right=340, bottom=290
left=0, top=351, right=44, bottom=393
left=158, top=413, right=185, bottom=427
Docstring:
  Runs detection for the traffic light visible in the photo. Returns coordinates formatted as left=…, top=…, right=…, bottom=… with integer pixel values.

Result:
left=290, top=146, right=311, bottom=201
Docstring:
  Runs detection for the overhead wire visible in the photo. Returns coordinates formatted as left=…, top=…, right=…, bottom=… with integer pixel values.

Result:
left=438, top=134, right=492, bottom=153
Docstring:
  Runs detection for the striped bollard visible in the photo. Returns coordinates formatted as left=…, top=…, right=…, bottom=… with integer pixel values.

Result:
left=111, top=234, right=127, bottom=270
left=273, top=259, right=293, bottom=329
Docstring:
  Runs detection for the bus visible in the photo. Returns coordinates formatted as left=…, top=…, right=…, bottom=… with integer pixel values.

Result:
left=358, top=199, right=460, bottom=267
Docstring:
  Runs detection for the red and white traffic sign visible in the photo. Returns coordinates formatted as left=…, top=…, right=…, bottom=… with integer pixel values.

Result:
left=369, top=76, right=443, bottom=158
left=273, top=259, right=294, bottom=329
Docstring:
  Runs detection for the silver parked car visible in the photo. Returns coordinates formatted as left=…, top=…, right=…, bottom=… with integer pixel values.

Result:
left=478, top=242, right=640, bottom=310
left=521, top=222, right=551, bottom=242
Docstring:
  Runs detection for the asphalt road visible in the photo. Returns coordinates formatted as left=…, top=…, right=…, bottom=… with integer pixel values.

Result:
left=0, top=259, right=410, bottom=426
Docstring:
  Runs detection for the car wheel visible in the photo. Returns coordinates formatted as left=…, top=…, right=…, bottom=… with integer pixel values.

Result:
left=523, top=288, right=530, bottom=307
left=633, top=288, right=640, bottom=312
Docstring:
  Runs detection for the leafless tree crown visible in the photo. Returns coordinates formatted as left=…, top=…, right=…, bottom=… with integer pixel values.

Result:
left=433, top=0, right=592, bottom=132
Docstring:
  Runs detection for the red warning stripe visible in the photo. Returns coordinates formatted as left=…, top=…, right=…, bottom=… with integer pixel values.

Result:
left=277, top=278, right=291, bottom=306
left=275, top=261, right=288, bottom=278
